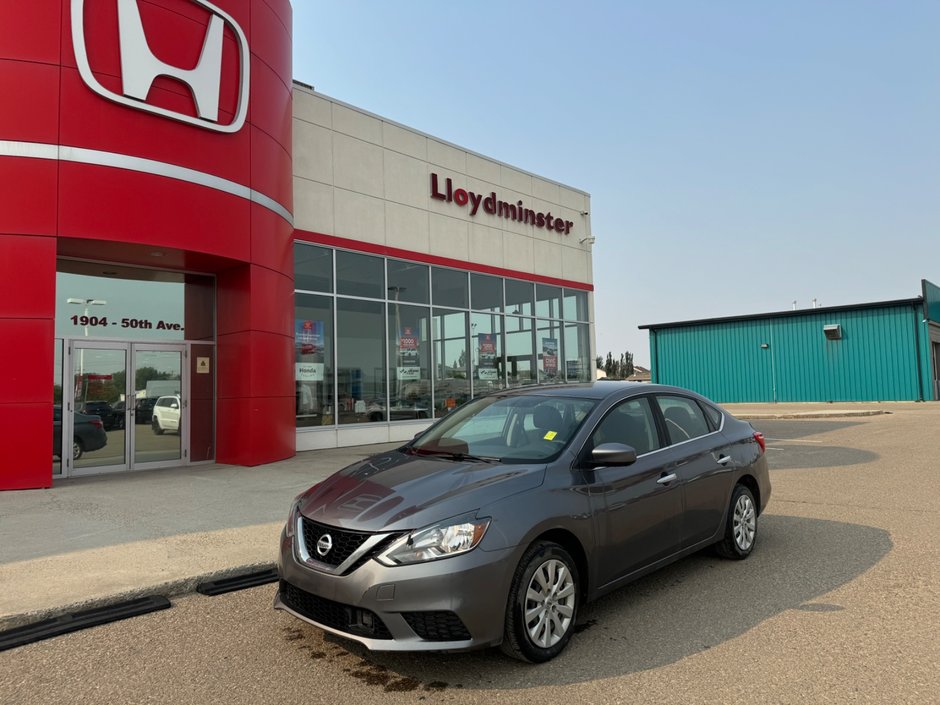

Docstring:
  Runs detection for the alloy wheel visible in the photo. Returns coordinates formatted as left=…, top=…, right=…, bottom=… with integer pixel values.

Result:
left=733, top=493, right=756, bottom=551
left=524, top=558, right=576, bottom=648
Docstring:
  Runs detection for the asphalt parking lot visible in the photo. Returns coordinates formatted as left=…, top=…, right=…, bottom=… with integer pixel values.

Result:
left=2, top=410, right=939, bottom=704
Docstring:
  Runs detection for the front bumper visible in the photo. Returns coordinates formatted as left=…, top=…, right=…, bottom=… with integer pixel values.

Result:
left=275, top=524, right=517, bottom=652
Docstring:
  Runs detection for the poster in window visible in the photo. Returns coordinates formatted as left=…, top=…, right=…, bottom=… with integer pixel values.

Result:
left=295, top=319, right=324, bottom=381
left=542, top=337, right=558, bottom=376
left=478, top=333, right=498, bottom=381
left=398, top=326, right=421, bottom=381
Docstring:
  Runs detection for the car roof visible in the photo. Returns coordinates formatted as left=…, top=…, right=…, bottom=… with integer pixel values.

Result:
left=487, top=381, right=713, bottom=402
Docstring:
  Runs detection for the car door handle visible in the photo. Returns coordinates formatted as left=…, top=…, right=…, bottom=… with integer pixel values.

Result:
left=717, top=455, right=733, bottom=465
left=657, top=473, right=678, bottom=485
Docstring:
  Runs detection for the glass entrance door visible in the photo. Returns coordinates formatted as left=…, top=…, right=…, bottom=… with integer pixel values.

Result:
left=68, top=342, right=130, bottom=474
left=63, top=341, right=190, bottom=476
left=131, top=345, right=185, bottom=468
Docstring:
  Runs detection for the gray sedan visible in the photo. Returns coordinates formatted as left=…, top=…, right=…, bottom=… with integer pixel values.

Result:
left=275, top=382, right=770, bottom=662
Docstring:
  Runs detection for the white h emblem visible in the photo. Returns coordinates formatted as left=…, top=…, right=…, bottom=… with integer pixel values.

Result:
left=72, top=0, right=250, bottom=133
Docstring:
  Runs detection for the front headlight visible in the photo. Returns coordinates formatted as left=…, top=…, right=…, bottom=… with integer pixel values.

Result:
left=376, top=515, right=491, bottom=566
left=284, top=497, right=303, bottom=538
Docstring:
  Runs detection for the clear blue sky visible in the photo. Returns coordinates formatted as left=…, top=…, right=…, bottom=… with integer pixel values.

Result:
left=291, top=1, right=939, bottom=367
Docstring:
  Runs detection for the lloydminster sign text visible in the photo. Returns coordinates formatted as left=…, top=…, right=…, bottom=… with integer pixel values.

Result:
left=431, top=173, right=574, bottom=235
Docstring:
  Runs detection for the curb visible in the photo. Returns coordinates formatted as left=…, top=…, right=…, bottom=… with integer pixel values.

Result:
left=0, top=561, right=276, bottom=633
left=736, top=411, right=891, bottom=420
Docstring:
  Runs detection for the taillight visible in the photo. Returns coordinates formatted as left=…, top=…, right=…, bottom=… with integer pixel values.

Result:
left=753, top=431, right=766, bottom=454
left=91, top=419, right=103, bottom=429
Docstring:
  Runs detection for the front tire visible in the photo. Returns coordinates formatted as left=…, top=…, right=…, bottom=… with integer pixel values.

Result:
left=501, top=541, right=579, bottom=663
left=716, top=484, right=757, bottom=559
left=152, top=417, right=164, bottom=435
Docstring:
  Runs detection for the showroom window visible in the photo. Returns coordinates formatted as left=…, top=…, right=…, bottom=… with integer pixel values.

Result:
left=294, top=243, right=333, bottom=293
left=433, top=308, right=469, bottom=416
left=336, top=298, right=386, bottom=425
left=506, top=315, right=536, bottom=386
left=295, top=293, right=334, bottom=427
left=505, top=279, right=534, bottom=317
left=337, top=251, right=384, bottom=299
left=537, top=318, right=564, bottom=383
left=293, top=244, right=592, bottom=428
left=471, top=311, right=504, bottom=395
left=387, top=303, right=431, bottom=422
left=388, top=260, right=429, bottom=304
left=536, top=284, right=563, bottom=319
left=432, top=267, right=468, bottom=308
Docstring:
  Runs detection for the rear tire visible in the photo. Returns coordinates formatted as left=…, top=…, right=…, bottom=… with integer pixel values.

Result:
left=72, top=438, right=84, bottom=461
left=501, top=541, right=579, bottom=663
left=716, top=484, right=757, bottom=560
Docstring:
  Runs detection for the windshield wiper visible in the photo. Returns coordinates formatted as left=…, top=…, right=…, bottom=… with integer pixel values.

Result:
left=409, top=447, right=501, bottom=463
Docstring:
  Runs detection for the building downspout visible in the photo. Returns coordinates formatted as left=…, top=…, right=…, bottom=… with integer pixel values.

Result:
left=913, top=305, right=925, bottom=401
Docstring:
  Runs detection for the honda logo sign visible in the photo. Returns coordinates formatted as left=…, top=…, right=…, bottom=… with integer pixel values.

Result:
left=71, top=0, right=250, bottom=133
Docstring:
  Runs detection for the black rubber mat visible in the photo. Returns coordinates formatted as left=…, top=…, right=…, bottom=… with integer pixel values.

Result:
left=196, top=568, right=278, bottom=596
left=0, top=595, right=171, bottom=652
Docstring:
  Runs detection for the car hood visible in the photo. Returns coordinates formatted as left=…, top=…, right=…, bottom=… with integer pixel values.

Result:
left=298, top=450, right=546, bottom=532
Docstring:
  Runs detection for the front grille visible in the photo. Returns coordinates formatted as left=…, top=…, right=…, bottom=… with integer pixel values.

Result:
left=301, top=517, right=371, bottom=567
left=401, top=611, right=471, bottom=642
left=280, top=580, right=392, bottom=640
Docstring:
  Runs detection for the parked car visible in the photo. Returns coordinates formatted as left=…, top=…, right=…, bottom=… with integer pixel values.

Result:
left=53, top=405, right=108, bottom=460
left=135, top=397, right=158, bottom=424
left=80, top=400, right=119, bottom=431
left=151, top=395, right=181, bottom=435
left=275, top=382, right=770, bottom=662
left=109, top=401, right=127, bottom=430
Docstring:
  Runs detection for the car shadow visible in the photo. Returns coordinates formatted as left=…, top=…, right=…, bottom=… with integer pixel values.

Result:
left=311, top=515, right=890, bottom=690
left=766, top=444, right=879, bottom=470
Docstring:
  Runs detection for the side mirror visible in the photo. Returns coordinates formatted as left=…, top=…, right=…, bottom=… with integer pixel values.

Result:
left=589, top=442, right=638, bottom=467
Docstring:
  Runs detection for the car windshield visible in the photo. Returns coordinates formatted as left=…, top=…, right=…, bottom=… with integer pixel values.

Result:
left=409, top=394, right=597, bottom=464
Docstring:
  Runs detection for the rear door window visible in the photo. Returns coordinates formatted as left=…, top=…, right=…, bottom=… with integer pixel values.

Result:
left=656, top=395, right=712, bottom=445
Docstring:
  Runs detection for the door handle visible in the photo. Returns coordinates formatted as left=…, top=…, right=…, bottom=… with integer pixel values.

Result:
left=657, top=473, right=678, bottom=485
left=717, top=455, right=733, bottom=466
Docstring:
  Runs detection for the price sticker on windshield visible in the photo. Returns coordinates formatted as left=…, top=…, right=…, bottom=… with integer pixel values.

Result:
left=543, top=431, right=558, bottom=440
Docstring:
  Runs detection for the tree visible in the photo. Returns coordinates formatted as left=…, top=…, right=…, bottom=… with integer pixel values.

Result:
left=621, top=351, right=635, bottom=379
left=600, top=350, right=635, bottom=379
left=595, top=355, right=603, bottom=370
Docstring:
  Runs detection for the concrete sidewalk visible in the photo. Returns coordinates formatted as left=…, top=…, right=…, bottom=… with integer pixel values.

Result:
left=0, top=442, right=400, bottom=630
left=0, top=401, right=923, bottom=632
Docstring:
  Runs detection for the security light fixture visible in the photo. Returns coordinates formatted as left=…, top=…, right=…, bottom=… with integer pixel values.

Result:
left=579, top=236, right=596, bottom=245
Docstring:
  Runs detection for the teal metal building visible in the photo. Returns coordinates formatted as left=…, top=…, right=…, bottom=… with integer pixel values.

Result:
left=640, top=280, right=940, bottom=403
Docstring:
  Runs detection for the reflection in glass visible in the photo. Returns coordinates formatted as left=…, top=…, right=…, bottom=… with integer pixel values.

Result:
left=337, top=251, right=384, bottom=299
left=337, top=299, right=386, bottom=425
left=432, top=267, right=468, bottom=308
left=535, top=284, right=563, bottom=319
left=470, top=273, right=501, bottom=313
left=72, top=347, right=127, bottom=469
left=506, top=316, right=536, bottom=386
left=505, top=279, right=534, bottom=317
left=471, top=312, right=504, bottom=395
left=52, top=340, right=63, bottom=475
left=537, top=319, right=564, bottom=383
left=433, top=309, right=469, bottom=416
left=133, top=349, right=182, bottom=465
left=387, top=304, right=431, bottom=421
left=563, top=289, right=589, bottom=322
left=295, top=294, right=335, bottom=427
left=565, top=323, right=593, bottom=382
left=55, top=261, right=214, bottom=342
left=387, top=260, right=429, bottom=304
left=294, top=243, right=333, bottom=293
